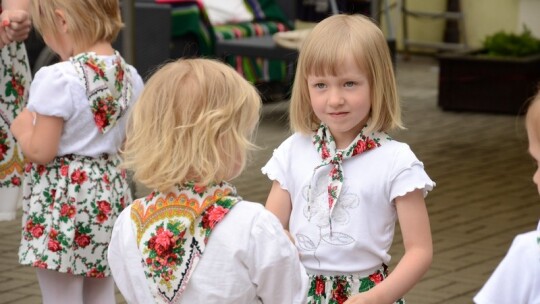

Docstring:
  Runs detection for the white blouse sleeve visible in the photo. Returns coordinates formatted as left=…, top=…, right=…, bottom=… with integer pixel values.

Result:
left=261, top=135, right=296, bottom=191
left=389, top=145, right=435, bottom=201
left=27, top=64, right=73, bottom=119
left=247, top=209, right=309, bottom=304
left=108, top=206, right=155, bottom=304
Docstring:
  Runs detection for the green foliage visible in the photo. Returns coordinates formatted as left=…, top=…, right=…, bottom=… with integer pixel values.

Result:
left=482, top=26, right=540, bottom=57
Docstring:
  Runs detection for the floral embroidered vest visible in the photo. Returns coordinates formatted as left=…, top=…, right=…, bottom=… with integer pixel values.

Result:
left=130, top=182, right=239, bottom=303
left=70, top=51, right=133, bottom=133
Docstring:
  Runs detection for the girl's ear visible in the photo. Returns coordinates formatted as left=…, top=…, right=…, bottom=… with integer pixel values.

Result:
left=54, top=9, right=68, bottom=33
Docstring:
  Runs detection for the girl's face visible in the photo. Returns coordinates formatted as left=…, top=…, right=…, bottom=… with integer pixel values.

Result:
left=307, top=55, right=371, bottom=149
left=527, top=120, right=540, bottom=194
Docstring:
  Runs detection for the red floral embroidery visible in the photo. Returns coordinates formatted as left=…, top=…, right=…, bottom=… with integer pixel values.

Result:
left=75, top=231, right=91, bottom=248
left=70, top=169, right=88, bottom=184
left=11, top=176, right=20, bottom=186
left=315, top=276, right=325, bottom=295
left=60, top=203, right=76, bottom=219
left=201, top=205, right=228, bottom=229
left=60, top=164, right=69, bottom=176
left=369, top=272, right=384, bottom=284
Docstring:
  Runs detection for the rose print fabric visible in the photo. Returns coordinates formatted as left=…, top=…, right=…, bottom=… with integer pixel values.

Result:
left=0, top=42, right=30, bottom=220
left=130, top=182, right=239, bottom=303
left=70, top=51, right=132, bottom=133
left=307, top=265, right=405, bottom=304
left=18, top=154, right=131, bottom=277
left=309, top=122, right=391, bottom=227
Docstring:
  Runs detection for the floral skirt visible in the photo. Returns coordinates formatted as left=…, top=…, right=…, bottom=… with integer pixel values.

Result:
left=18, top=154, right=132, bottom=277
left=0, top=42, right=30, bottom=221
left=307, top=265, right=405, bottom=304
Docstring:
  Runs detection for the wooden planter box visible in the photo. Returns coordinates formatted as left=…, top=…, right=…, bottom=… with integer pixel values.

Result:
left=438, top=51, right=540, bottom=115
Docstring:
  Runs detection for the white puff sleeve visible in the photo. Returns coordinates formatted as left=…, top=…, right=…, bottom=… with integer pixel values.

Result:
left=27, top=64, right=73, bottom=119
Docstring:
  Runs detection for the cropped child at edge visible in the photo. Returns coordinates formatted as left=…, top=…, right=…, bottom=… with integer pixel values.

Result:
left=473, top=90, right=540, bottom=304
left=108, top=58, right=309, bottom=304
left=262, top=14, right=436, bottom=304
left=10, top=0, right=144, bottom=303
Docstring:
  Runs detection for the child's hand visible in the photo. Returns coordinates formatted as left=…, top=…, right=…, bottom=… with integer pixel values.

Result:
left=10, top=108, right=34, bottom=142
left=343, top=291, right=377, bottom=304
left=0, top=9, right=31, bottom=45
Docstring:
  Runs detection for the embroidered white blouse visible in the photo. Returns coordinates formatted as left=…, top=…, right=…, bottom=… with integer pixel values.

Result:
left=26, top=54, right=144, bottom=157
left=262, top=133, right=435, bottom=276
left=108, top=200, right=309, bottom=303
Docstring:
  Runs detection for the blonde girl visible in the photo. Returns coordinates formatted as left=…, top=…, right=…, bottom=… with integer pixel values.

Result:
left=263, top=14, right=435, bottom=303
left=108, top=58, right=308, bottom=304
left=473, top=91, right=540, bottom=304
left=10, top=0, right=144, bottom=303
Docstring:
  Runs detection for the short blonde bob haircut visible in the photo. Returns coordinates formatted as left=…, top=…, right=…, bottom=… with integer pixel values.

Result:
left=30, top=0, right=123, bottom=48
left=122, top=58, right=262, bottom=192
left=289, top=14, right=402, bottom=134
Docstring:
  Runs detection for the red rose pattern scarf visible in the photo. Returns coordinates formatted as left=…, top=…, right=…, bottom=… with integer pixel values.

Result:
left=309, top=122, right=391, bottom=232
left=71, top=51, right=132, bottom=133
left=130, top=182, right=239, bottom=303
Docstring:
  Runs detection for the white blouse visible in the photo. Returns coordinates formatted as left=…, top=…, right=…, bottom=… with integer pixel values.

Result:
left=27, top=55, right=144, bottom=157
left=474, top=220, right=540, bottom=304
left=262, top=133, right=435, bottom=276
left=108, top=200, right=309, bottom=304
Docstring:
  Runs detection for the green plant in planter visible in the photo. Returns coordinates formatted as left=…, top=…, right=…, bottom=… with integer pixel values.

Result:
left=482, top=26, right=540, bottom=57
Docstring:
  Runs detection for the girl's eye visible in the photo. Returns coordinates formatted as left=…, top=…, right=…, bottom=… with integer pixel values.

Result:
left=315, top=83, right=326, bottom=89
left=344, top=81, right=356, bottom=87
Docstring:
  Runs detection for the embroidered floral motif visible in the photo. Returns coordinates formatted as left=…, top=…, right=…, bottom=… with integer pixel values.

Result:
left=70, top=52, right=132, bottom=134
left=131, top=182, right=239, bottom=303
left=307, top=267, right=405, bottom=304
left=18, top=154, right=131, bottom=277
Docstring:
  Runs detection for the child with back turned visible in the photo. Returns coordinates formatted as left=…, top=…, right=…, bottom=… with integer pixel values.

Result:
left=262, top=14, right=435, bottom=304
left=107, top=58, right=308, bottom=304
left=10, top=0, right=144, bottom=303
left=473, top=91, right=540, bottom=304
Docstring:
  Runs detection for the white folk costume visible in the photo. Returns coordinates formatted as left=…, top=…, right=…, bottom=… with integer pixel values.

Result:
left=473, top=220, right=540, bottom=304
left=108, top=182, right=309, bottom=304
left=262, top=122, right=435, bottom=303
left=0, top=40, right=30, bottom=221
left=18, top=52, right=144, bottom=277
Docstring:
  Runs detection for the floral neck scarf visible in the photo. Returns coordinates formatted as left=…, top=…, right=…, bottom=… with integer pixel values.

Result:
left=130, top=182, right=239, bottom=303
left=310, top=122, right=392, bottom=230
left=70, top=51, right=132, bottom=133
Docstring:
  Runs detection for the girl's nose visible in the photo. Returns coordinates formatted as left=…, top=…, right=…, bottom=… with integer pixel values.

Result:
left=328, top=88, right=344, bottom=106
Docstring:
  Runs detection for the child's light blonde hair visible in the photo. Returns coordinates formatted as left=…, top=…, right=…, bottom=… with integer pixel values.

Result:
left=30, top=0, right=123, bottom=48
left=122, top=58, right=262, bottom=192
left=289, top=14, right=402, bottom=134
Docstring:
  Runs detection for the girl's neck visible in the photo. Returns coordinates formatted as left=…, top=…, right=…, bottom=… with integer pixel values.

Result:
left=74, top=41, right=115, bottom=56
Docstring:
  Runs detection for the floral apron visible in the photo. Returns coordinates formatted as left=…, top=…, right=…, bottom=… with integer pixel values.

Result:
left=0, top=41, right=30, bottom=221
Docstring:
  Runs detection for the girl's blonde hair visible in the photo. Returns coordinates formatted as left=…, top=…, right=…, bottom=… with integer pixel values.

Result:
left=30, top=0, right=123, bottom=48
left=290, top=14, right=402, bottom=134
left=122, top=58, right=262, bottom=192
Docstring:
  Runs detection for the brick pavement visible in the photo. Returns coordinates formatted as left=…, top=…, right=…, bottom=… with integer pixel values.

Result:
left=1, top=55, right=539, bottom=303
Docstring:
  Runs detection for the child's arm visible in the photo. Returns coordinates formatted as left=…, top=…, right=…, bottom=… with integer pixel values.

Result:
left=345, top=189, right=433, bottom=304
left=11, top=109, right=64, bottom=165
left=265, top=180, right=292, bottom=230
